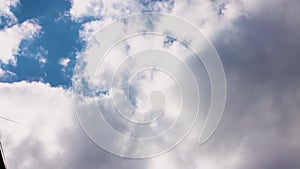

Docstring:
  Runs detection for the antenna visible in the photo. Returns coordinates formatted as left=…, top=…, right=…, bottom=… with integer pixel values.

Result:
left=0, top=142, right=6, bottom=169
left=0, top=116, right=20, bottom=124
left=0, top=115, right=20, bottom=169
left=0, top=116, right=20, bottom=125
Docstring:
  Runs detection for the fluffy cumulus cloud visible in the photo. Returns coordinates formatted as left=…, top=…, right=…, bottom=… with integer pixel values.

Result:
left=79, top=18, right=113, bottom=41
left=70, top=0, right=175, bottom=22
left=0, top=19, right=41, bottom=65
left=76, top=0, right=176, bottom=40
left=0, top=81, right=150, bottom=169
left=0, top=0, right=19, bottom=26
left=59, top=57, right=71, bottom=68
left=0, top=81, right=72, bottom=168
left=0, top=0, right=41, bottom=66
left=69, top=0, right=103, bottom=21
left=77, top=0, right=244, bottom=41
left=71, top=0, right=300, bottom=168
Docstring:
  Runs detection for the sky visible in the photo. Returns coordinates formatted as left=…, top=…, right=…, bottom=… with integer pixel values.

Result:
left=0, top=0, right=300, bottom=169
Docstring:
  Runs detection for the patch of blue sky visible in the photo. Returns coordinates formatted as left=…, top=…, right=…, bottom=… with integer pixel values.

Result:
left=0, top=0, right=85, bottom=88
left=0, top=15, right=15, bottom=29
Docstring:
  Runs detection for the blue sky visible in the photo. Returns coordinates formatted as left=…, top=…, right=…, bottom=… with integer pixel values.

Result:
left=1, top=0, right=300, bottom=169
left=1, top=0, right=84, bottom=87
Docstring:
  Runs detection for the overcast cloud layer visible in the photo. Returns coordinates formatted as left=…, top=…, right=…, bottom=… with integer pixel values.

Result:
left=0, top=0, right=300, bottom=169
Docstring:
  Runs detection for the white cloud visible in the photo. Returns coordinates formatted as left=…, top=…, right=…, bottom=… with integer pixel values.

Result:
left=170, top=0, right=246, bottom=38
left=73, top=10, right=217, bottom=158
left=70, top=0, right=176, bottom=24
left=0, top=0, right=19, bottom=26
left=1, top=78, right=300, bottom=169
left=79, top=18, right=113, bottom=40
left=0, top=20, right=41, bottom=65
left=0, top=68, right=16, bottom=79
left=58, top=57, right=71, bottom=68
left=0, top=67, right=4, bottom=77
left=0, top=81, right=149, bottom=169
left=69, top=0, right=103, bottom=21
left=76, top=0, right=247, bottom=42
left=0, top=0, right=18, bottom=15
left=0, top=81, right=72, bottom=168
left=39, top=57, right=47, bottom=64
left=77, top=0, right=168, bottom=40
left=101, top=0, right=139, bottom=18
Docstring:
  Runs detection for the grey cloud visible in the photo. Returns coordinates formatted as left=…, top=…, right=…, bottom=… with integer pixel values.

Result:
left=135, top=0, right=300, bottom=168
left=56, top=116, right=149, bottom=169
left=68, top=0, right=300, bottom=168
left=192, top=0, right=300, bottom=168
